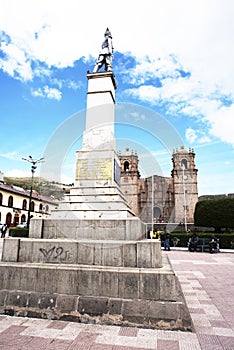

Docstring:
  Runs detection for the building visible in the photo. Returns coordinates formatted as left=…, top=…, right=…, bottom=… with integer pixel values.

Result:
left=119, top=146, right=198, bottom=226
left=0, top=173, right=57, bottom=226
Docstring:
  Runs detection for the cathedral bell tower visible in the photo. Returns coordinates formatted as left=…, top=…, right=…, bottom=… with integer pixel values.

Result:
left=118, top=148, right=140, bottom=216
left=172, top=146, right=198, bottom=225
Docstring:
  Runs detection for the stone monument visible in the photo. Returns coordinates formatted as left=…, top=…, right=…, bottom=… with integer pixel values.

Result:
left=0, top=29, right=192, bottom=330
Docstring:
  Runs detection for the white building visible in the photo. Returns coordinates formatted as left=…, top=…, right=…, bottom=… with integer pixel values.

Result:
left=0, top=173, right=57, bottom=227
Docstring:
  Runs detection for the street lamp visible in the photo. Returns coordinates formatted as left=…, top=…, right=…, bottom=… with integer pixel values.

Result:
left=22, top=156, right=44, bottom=228
left=151, top=175, right=154, bottom=236
left=181, top=164, right=188, bottom=232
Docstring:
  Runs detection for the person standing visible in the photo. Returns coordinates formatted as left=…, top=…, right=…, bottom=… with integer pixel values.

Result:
left=1, top=224, right=7, bottom=238
left=164, top=233, right=171, bottom=251
left=209, top=234, right=218, bottom=253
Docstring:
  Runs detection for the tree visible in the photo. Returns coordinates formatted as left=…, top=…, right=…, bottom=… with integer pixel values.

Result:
left=194, top=198, right=234, bottom=231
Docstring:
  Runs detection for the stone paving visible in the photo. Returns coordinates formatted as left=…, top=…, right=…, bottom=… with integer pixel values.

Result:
left=0, top=243, right=234, bottom=349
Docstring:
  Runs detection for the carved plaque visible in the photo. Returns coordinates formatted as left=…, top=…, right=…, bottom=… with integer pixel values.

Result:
left=76, top=158, right=112, bottom=180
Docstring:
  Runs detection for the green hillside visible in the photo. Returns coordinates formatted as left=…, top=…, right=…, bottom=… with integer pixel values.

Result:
left=4, top=177, right=72, bottom=200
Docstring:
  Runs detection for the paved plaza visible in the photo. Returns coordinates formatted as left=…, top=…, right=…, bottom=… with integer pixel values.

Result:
left=0, top=239, right=234, bottom=349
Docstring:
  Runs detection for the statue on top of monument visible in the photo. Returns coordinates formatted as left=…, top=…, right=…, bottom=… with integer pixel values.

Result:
left=93, top=28, right=114, bottom=73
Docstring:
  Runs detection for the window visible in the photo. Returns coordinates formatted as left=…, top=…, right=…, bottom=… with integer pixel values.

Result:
left=21, top=214, right=26, bottom=223
left=8, top=196, right=13, bottom=207
left=30, top=201, right=35, bottom=212
left=0, top=193, right=2, bottom=205
left=124, top=161, right=130, bottom=172
left=39, top=203, right=43, bottom=211
left=6, top=212, right=12, bottom=226
left=22, top=199, right=27, bottom=210
left=153, top=206, right=161, bottom=220
left=181, top=159, right=187, bottom=169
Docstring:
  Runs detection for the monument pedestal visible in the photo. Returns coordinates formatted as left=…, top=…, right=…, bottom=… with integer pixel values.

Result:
left=0, top=70, right=192, bottom=330
left=0, top=246, right=191, bottom=330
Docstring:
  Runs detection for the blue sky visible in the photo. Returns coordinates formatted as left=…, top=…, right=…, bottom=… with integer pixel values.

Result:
left=0, top=0, right=234, bottom=196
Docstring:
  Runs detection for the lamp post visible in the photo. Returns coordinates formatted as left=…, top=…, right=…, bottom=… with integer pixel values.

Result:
left=181, top=164, right=188, bottom=232
left=151, top=175, right=154, bottom=234
left=22, top=156, right=44, bottom=228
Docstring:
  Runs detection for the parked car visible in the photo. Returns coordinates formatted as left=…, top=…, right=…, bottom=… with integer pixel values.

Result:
left=17, top=222, right=27, bottom=228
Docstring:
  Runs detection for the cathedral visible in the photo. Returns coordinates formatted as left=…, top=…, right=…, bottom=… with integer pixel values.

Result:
left=118, top=146, right=198, bottom=225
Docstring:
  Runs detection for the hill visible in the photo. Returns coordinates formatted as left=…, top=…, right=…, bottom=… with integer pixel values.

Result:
left=4, top=177, right=73, bottom=200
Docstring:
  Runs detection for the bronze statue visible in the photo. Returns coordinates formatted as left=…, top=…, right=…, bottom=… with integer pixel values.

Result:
left=93, top=28, right=114, bottom=73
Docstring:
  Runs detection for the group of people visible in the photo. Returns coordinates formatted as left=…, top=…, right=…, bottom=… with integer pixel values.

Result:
left=188, top=233, right=219, bottom=253
left=146, top=229, right=219, bottom=254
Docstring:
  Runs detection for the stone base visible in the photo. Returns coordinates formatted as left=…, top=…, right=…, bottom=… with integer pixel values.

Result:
left=0, top=292, right=192, bottom=331
left=0, top=255, right=192, bottom=331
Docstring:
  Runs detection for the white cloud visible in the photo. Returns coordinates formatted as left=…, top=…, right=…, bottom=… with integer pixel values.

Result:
left=31, top=88, right=44, bottom=98
left=67, top=80, right=82, bottom=90
left=126, top=85, right=161, bottom=104
left=197, top=136, right=211, bottom=144
left=44, top=86, right=62, bottom=100
left=1, top=0, right=233, bottom=85
left=185, top=128, right=212, bottom=145
left=1, top=0, right=234, bottom=148
left=0, top=151, right=19, bottom=160
left=31, top=86, right=62, bottom=100
left=125, top=55, right=234, bottom=147
left=207, top=105, right=234, bottom=146
left=51, top=78, right=83, bottom=90
left=185, top=128, right=197, bottom=144
left=0, top=41, right=33, bottom=81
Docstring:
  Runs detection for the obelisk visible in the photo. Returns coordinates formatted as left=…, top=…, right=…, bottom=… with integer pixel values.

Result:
left=51, top=28, right=134, bottom=219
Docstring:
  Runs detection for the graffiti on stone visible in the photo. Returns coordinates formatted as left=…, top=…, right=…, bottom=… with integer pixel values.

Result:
left=39, top=246, right=74, bottom=262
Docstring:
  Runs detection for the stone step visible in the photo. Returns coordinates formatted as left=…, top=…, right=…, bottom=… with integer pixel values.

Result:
left=56, top=201, right=132, bottom=211
left=51, top=209, right=134, bottom=219
left=0, top=255, right=175, bottom=302
left=64, top=194, right=128, bottom=204
left=2, top=238, right=162, bottom=268
left=70, top=185, right=125, bottom=195
left=29, top=218, right=145, bottom=240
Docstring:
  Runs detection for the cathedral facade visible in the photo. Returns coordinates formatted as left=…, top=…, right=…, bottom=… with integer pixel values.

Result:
left=118, top=146, right=198, bottom=225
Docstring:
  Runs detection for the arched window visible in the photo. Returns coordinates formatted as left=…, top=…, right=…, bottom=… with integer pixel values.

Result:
left=30, top=201, right=35, bottom=212
left=0, top=193, right=3, bottom=205
left=22, top=199, right=27, bottom=210
left=45, top=205, right=49, bottom=212
left=8, top=196, right=13, bottom=208
left=6, top=212, right=12, bottom=226
left=124, top=161, right=130, bottom=172
left=39, top=203, right=43, bottom=211
left=181, top=159, right=187, bottom=169
left=153, top=206, right=161, bottom=220
left=21, top=214, right=26, bottom=223
left=14, top=213, right=19, bottom=226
